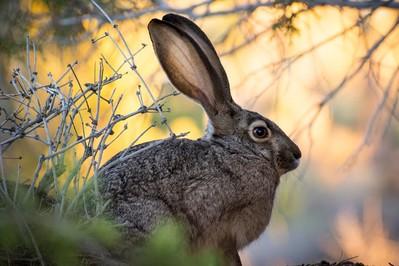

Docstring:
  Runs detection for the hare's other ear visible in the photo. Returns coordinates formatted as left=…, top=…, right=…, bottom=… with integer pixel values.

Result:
left=148, top=15, right=237, bottom=134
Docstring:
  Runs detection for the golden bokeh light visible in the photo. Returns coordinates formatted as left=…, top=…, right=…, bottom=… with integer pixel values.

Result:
left=1, top=1, right=399, bottom=264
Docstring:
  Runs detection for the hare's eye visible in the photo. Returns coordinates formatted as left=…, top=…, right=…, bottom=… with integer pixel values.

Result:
left=248, top=120, right=270, bottom=142
left=253, top=127, right=268, bottom=138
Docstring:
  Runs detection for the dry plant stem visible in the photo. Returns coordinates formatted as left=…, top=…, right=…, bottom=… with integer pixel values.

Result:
left=91, top=0, right=174, bottom=136
left=1, top=78, right=179, bottom=158
left=14, top=164, right=21, bottom=203
left=1, top=2, right=181, bottom=225
left=89, top=63, right=105, bottom=214
left=1, top=43, right=117, bottom=210
left=69, top=62, right=92, bottom=112
left=25, top=79, right=41, bottom=113
left=3, top=77, right=86, bottom=152
left=59, top=83, right=74, bottom=152
left=105, top=123, right=128, bottom=148
left=31, top=38, right=37, bottom=80
left=10, top=79, right=31, bottom=122
left=56, top=61, right=78, bottom=84
left=40, top=88, right=178, bottom=161
left=65, top=175, right=96, bottom=216
left=133, top=68, right=174, bottom=133
left=120, top=121, right=157, bottom=158
left=95, top=93, right=123, bottom=167
left=59, top=159, right=83, bottom=217
left=0, top=149, right=9, bottom=197
left=72, top=150, right=81, bottom=193
left=100, top=53, right=118, bottom=75
left=47, top=74, right=68, bottom=157
left=26, top=36, right=33, bottom=81
left=93, top=89, right=179, bottom=163
left=41, top=112, right=122, bottom=160
left=24, top=155, right=45, bottom=203
left=136, top=86, right=145, bottom=107
left=102, top=31, right=172, bottom=133
left=65, top=62, right=125, bottom=216
left=40, top=110, right=60, bottom=196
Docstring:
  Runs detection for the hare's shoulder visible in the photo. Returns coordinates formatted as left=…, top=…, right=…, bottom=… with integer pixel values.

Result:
left=100, top=141, right=154, bottom=170
left=102, top=137, right=209, bottom=168
left=98, top=138, right=211, bottom=194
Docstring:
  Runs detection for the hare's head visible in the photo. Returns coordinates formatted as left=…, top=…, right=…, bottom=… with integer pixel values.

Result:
left=148, top=14, right=301, bottom=176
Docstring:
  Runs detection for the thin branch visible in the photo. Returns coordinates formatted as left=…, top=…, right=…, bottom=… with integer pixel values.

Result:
left=58, top=0, right=399, bottom=28
left=320, top=16, right=399, bottom=108
left=340, top=67, right=399, bottom=170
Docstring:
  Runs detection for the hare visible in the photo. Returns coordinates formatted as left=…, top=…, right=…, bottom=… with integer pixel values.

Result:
left=99, top=13, right=301, bottom=266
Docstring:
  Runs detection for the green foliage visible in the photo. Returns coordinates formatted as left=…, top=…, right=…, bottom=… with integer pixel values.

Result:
left=83, top=219, right=120, bottom=249
left=0, top=186, right=224, bottom=265
left=134, top=221, right=225, bottom=266
left=0, top=183, right=121, bottom=265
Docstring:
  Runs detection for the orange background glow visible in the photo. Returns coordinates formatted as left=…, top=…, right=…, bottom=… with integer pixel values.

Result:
left=1, top=1, right=399, bottom=265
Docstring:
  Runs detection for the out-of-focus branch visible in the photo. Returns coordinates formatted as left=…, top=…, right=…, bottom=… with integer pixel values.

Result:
left=59, top=0, right=399, bottom=27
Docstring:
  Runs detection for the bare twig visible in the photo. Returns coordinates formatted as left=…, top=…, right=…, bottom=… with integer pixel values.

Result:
left=57, top=0, right=399, bottom=29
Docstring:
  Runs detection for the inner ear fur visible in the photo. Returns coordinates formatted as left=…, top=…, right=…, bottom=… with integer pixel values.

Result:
left=161, top=13, right=230, bottom=95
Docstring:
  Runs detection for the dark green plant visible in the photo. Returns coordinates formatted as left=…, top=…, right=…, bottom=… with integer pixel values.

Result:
left=133, top=221, right=225, bottom=266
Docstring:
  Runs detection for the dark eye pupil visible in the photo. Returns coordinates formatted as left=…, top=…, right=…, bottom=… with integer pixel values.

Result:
left=253, top=127, right=268, bottom=138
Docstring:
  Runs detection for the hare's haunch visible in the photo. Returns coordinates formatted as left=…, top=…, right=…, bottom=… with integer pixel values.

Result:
left=100, top=13, right=301, bottom=266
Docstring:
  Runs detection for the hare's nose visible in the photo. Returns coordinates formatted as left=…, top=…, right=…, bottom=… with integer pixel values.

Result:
left=292, top=145, right=301, bottom=160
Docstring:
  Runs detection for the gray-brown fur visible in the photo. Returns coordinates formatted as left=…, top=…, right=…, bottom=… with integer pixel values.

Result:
left=99, top=13, right=301, bottom=266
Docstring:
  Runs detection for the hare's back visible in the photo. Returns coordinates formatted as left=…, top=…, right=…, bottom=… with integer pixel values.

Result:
left=100, top=138, right=214, bottom=196
left=99, top=137, right=265, bottom=200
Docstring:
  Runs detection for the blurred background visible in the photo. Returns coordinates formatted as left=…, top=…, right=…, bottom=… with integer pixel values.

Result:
left=1, top=0, right=398, bottom=265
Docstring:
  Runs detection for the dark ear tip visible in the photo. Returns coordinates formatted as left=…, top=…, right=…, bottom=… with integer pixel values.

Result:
left=162, top=13, right=175, bottom=20
left=148, top=18, right=163, bottom=31
left=162, top=13, right=181, bottom=21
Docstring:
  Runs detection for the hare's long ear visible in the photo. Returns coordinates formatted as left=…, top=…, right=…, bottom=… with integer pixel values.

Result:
left=161, top=14, right=229, bottom=93
left=148, top=15, right=238, bottom=135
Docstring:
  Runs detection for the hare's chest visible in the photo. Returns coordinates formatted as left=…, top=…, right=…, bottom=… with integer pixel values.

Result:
left=229, top=200, right=274, bottom=249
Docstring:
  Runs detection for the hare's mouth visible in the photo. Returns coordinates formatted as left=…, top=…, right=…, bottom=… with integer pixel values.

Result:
left=277, top=154, right=301, bottom=175
left=290, top=158, right=301, bottom=171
